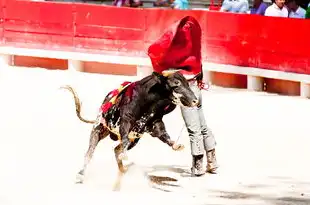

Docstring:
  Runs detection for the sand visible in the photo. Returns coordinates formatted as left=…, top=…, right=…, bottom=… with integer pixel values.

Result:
left=0, top=66, right=309, bottom=205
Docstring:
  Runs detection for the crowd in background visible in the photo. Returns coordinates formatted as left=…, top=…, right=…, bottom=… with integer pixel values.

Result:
left=127, top=0, right=310, bottom=19
left=34, top=0, right=310, bottom=19
left=111, top=0, right=310, bottom=18
left=221, top=0, right=309, bottom=18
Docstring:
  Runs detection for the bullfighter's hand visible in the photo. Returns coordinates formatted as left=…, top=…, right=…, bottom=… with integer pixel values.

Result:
left=197, top=80, right=205, bottom=90
left=172, top=143, right=185, bottom=151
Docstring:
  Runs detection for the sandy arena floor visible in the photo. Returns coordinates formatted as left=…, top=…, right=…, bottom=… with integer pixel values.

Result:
left=0, top=66, right=309, bottom=205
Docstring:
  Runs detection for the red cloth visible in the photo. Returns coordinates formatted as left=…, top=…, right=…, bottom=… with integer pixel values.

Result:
left=147, top=16, right=202, bottom=75
left=100, top=81, right=133, bottom=113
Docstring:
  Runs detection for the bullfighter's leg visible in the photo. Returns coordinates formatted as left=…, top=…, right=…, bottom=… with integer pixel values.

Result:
left=76, top=123, right=109, bottom=183
left=180, top=84, right=205, bottom=176
left=150, top=119, right=184, bottom=151
left=180, top=83, right=218, bottom=176
left=197, top=90, right=218, bottom=174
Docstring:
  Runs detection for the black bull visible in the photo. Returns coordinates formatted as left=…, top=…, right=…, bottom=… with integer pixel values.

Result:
left=62, top=71, right=199, bottom=183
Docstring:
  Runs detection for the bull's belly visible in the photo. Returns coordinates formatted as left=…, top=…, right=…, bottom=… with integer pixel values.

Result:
left=109, top=125, right=145, bottom=141
left=99, top=113, right=146, bottom=141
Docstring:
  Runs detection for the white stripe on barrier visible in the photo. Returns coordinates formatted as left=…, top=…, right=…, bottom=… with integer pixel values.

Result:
left=0, top=46, right=151, bottom=66
left=0, top=45, right=309, bottom=98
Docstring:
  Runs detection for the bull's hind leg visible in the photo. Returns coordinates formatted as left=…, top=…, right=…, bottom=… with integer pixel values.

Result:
left=76, top=123, right=109, bottom=184
left=114, top=144, right=127, bottom=173
left=112, top=140, right=140, bottom=191
left=113, top=138, right=140, bottom=173
left=117, top=119, right=133, bottom=161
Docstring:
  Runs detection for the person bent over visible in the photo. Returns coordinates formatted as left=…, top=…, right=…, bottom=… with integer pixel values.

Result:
left=147, top=16, right=218, bottom=176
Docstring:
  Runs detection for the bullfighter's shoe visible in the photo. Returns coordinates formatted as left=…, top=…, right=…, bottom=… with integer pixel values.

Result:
left=191, top=154, right=205, bottom=177
left=206, top=149, right=218, bottom=174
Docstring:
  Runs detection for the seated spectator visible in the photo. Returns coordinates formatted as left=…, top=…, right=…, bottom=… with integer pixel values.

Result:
left=250, top=0, right=268, bottom=15
left=171, top=0, right=189, bottom=9
left=113, top=0, right=142, bottom=7
left=287, top=0, right=306, bottom=18
left=153, top=0, right=173, bottom=7
left=306, top=3, right=310, bottom=18
left=220, top=0, right=249, bottom=13
left=265, top=0, right=288, bottom=17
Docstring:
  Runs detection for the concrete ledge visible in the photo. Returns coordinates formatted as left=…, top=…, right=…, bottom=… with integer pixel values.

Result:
left=1, top=45, right=310, bottom=98
left=0, top=46, right=151, bottom=67
left=0, top=54, right=12, bottom=68
left=247, top=75, right=263, bottom=91
left=300, top=82, right=310, bottom=98
left=137, top=65, right=153, bottom=79
left=204, top=62, right=310, bottom=84
left=68, top=60, right=83, bottom=72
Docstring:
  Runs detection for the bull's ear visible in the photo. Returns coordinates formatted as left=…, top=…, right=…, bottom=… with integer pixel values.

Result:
left=144, top=71, right=164, bottom=90
left=152, top=72, right=164, bottom=82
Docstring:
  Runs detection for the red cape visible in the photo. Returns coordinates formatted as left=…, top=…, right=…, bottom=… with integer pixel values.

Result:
left=147, top=16, right=202, bottom=75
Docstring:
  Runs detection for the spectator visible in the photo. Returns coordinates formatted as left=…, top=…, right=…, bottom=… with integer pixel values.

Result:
left=171, top=0, right=189, bottom=9
left=306, top=3, right=310, bottom=18
left=287, top=0, right=306, bottom=18
left=250, top=0, right=268, bottom=15
left=113, top=0, right=142, bottom=7
left=264, top=0, right=289, bottom=17
left=153, top=0, right=173, bottom=7
left=220, top=0, right=249, bottom=13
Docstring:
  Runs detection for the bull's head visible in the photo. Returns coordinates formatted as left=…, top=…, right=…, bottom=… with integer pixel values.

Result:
left=161, top=70, right=198, bottom=107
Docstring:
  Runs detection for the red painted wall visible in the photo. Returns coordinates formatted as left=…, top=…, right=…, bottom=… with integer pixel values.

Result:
left=1, top=1, right=310, bottom=75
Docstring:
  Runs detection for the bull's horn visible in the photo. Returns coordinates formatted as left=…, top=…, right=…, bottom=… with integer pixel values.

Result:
left=162, top=69, right=179, bottom=77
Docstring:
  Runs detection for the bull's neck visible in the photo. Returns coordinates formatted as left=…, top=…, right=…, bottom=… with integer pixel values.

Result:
left=143, top=86, right=170, bottom=107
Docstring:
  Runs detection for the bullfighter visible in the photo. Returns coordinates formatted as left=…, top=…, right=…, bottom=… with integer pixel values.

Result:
left=147, top=16, right=218, bottom=176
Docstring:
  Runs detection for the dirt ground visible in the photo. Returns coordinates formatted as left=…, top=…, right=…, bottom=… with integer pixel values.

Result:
left=0, top=66, right=309, bottom=205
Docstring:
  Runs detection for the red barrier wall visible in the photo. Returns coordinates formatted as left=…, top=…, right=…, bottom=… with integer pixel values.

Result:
left=4, top=1, right=74, bottom=48
left=1, top=1, right=310, bottom=76
left=74, top=4, right=146, bottom=55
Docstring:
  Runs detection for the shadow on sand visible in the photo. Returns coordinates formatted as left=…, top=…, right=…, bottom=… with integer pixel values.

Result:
left=209, top=190, right=310, bottom=205
left=112, top=164, right=310, bottom=205
left=144, top=165, right=310, bottom=205
left=112, top=163, right=185, bottom=192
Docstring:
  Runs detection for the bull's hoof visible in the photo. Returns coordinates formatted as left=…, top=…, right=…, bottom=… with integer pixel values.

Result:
left=75, top=171, right=85, bottom=184
left=119, top=166, right=128, bottom=173
left=172, top=144, right=185, bottom=151
left=118, top=153, right=128, bottom=161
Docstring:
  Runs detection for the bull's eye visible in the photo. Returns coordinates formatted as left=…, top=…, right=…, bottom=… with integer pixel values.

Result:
left=174, top=80, right=181, bottom=86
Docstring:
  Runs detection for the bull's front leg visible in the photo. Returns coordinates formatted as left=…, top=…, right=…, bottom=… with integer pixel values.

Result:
left=150, top=119, right=184, bottom=151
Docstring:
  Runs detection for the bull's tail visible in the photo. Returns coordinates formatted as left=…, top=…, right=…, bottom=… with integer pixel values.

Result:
left=60, top=85, right=96, bottom=124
